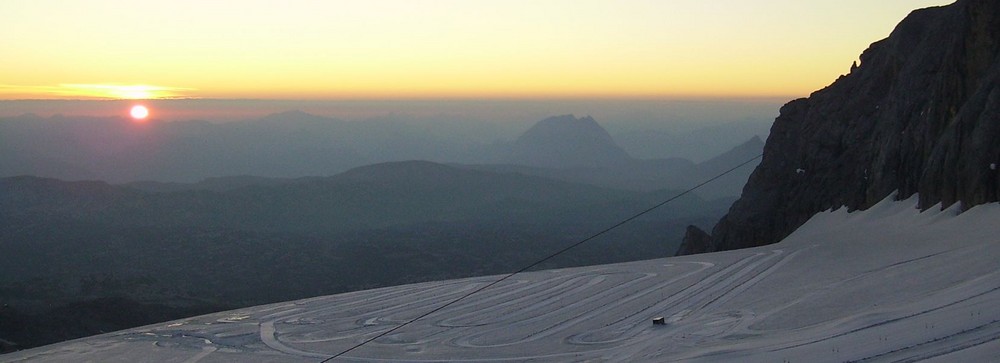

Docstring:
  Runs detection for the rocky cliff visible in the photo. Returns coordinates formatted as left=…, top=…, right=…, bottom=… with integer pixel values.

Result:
left=681, top=0, right=1000, bottom=254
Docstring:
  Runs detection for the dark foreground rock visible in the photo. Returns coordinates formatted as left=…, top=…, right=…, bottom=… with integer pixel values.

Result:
left=676, top=225, right=713, bottom=256
left=681, top=0, right=1000, bottom=254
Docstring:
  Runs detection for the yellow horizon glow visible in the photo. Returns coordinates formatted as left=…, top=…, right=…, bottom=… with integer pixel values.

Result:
left=0, top=84, right=196, bottom=100
left=0, top=0, right=954, bottom=100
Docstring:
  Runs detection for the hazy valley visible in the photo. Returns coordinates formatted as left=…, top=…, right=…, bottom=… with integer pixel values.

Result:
left=0, top=112, right=763, bottom=351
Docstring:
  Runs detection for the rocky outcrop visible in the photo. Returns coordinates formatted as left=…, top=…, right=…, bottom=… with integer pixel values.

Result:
left=680, top=0, right=1000, bottom=254
left=676, top=225, right=713, bottom=256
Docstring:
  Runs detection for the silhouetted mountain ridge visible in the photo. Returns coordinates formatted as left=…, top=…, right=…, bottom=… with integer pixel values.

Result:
left=469, top=135, right=763, bottom=199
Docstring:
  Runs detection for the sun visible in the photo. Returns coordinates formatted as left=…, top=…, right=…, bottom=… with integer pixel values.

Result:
left=130, top=105, right=150, bottom=120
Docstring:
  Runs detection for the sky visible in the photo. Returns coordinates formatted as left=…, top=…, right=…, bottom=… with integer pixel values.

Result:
left=0, top=0, right=953, bottom=100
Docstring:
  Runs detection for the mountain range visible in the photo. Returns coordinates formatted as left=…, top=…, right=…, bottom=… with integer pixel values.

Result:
left=0, top=111, right=763, bottom=202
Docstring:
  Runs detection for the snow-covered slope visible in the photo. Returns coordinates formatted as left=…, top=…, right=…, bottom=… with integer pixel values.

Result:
left=5, top=196, right=999, bottom=362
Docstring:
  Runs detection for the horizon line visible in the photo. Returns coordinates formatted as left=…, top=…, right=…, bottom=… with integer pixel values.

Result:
left=0, top=95, right=798, bottom=102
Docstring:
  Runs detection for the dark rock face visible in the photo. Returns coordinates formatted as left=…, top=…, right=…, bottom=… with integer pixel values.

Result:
left=676, top=225, right=713, bottom=256
left=683, top=0, right=1000, bottom=254
left=508, top=115, right=633, bottom=168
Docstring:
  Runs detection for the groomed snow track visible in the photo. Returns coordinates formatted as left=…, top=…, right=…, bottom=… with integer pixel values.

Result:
left=4, top=196, right=1000, bottom=362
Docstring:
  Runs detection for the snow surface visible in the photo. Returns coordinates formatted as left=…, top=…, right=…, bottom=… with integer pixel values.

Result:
left=4, top=195, right=1000, bottom=362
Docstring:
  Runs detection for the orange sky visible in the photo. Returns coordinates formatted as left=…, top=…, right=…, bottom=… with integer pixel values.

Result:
left=0, top=0, right=953, bottom=100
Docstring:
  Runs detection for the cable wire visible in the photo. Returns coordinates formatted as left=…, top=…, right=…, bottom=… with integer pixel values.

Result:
left=320, top=153, right=764, bottom=362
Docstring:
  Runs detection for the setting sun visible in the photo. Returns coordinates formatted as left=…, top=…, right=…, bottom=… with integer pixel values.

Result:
left=129, top=105, right=149, bottom=120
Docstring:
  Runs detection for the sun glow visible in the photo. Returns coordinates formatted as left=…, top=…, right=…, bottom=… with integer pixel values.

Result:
left=130, top=105, right=150, bottom=120
left=62, top=84, right=193, bottom=100
left=0, top=84, right=195, bottom=100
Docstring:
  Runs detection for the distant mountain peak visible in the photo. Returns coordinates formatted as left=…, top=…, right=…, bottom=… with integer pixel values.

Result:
left=537, top=114, right=596, bottom=124
left=527, top=115, right=604, bottom=139
left=507, top=115, right=632, bottom=168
